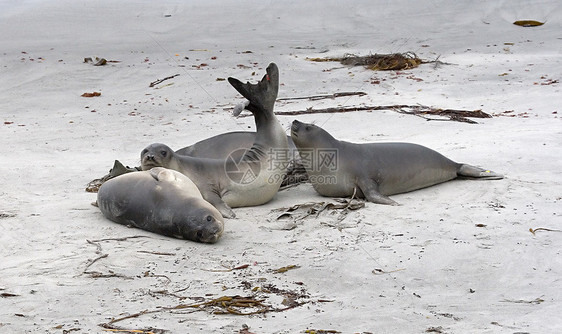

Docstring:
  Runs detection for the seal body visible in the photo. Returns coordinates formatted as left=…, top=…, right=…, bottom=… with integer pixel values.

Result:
left=176, top=131, right=298, bottom=161
left=97, top=167, right=224, bottom=243
left=290, top=120, right=503, bottom=205
left=175, top=132, right=305, bottom=187
left=141, top=63, right=289, bottom=218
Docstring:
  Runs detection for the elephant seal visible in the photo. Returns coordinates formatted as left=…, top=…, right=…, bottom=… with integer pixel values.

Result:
left=175, top=132, right=306, bottom=187
left=141, top=63, right=289, bottom=218
left=176, top=131, right=297, bottom=160
left=97, top=167, right=224, bottom=243
left=290, top=120, right=503, bottom=205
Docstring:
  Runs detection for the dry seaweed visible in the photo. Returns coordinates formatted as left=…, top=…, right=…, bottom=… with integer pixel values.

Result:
left=270, top=104, right=492, bottom=124
left=137, top=250, right=176, bottom=256
left=272, top=197, right=365, bottom=222
left=1, top=292, right=20, bottom=298
left=202, top=264, right=250, bottom=272
left=81, top=92, right=101, bottom=97
left=513, top=20, right=544, bottom=27
left=149, top=74, right=180, bottom=87
left=529, top=227, right=562, bottom=235
left=99, top=322, right=167, bottom=334
left=277, top=91, right=366, bottom=101
left=174, top=295, right=271, bottom=315
left=272, top=265, right=300, bottom=274
left=84, top=57, right=120, bottom=66
left=82, top=237, right=151, bottom=279
left=372, top=268, right=406, bottom=275
left=308, top=52, right=423, bottom=71
left=501, top=297, right=544, bottom=304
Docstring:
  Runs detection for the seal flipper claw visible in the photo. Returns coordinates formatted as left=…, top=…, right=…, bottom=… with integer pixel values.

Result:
left=356, top=177, right=399, bottom=205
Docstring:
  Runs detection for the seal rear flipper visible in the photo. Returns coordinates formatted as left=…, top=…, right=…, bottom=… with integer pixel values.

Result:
left=109, top=160, right=138, bottom=178
left=457, top=164, right=504, bottom=180
left=356, top=177, right=399, bottom=205
left=227, top=63, right=279, bottom=114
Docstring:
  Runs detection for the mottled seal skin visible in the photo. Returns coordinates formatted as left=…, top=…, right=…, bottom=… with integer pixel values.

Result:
left=141, top=63, right=289, bottom=218
left=290, top=120, right=503, bottom=205
left=97, top=167, right=224, bottom=243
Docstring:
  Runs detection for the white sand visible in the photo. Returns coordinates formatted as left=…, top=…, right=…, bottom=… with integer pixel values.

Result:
left=1, top=1, right=561, bottom=333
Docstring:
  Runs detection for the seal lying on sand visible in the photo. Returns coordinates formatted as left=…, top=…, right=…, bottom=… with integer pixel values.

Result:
left=176, top=132, right=297, bottom=159
left=290, top=120, right=503, bottom=205
left=141, top=63, right=289, bottom=218
left=175, top=132, right=306, bottom=187
left=97, top=167, right=224, bottom=243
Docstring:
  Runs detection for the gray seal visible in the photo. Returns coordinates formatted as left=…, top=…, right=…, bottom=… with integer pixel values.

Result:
left=290, top=120, right=503, bottom=205
left=175, top=132, right=306, bottom=187
left=141, top=63, right=289, bottom=218
left=97, top=167, right=224, bottom=243
left=176, top=131, right=297, bottom=160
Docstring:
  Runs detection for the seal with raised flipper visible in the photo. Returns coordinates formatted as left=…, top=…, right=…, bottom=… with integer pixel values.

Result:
left=97, top=167, right=224, bottom=243
left=175, top=131, right=297, bottom=160
left=290, top=120, right=503, bottom=205
left=175, top=132, right=306, bottom=187
left=141, top=63, right=289, bottom=218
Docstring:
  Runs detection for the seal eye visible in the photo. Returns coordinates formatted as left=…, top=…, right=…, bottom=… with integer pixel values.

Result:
left=141, top=149, right=148, bottom=156
left=305, top=126, right=311, bottom=131
left=206, top=215, right=213, bottom=222
left=196, top=230, right=203, bottom=239
left=160, top=150, right=167, bottom=157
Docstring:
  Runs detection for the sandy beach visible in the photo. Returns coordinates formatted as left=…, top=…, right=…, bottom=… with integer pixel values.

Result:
left=1, top=1, right=561, bottom=333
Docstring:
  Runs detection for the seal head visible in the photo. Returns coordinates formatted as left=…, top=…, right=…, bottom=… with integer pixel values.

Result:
left=141, top=144, right=175, bottom=171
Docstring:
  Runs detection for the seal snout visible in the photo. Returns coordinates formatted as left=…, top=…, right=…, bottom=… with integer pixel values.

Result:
left=290, top=120, right=302, bottom=137
left=197, top=220, right=224, bottom=244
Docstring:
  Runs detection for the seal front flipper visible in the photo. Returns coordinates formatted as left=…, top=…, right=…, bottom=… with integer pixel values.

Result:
left=148, top=167, right=178, bottom=182
left=204, top=191, right=236, bottom=219
left=228, top=63, right=279, bottom=114
left=355, top=177, right=399, bottom=206
left=457, top=164, right=504, bottom=180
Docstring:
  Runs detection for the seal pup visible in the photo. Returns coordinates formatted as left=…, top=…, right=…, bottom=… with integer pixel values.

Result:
left=175, top=132, right=306, bottom=187
left=141, top=63, right=289, bottom=218
left=290, top=120, right=503, bottom=205
left=97, top=167, right=224, bottom=243
left=176, top=132, right=297, bottom=160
